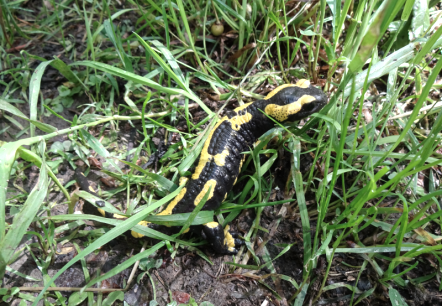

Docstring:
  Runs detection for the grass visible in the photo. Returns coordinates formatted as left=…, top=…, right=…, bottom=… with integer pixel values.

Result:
left=1, top=0, right=442, bottom=305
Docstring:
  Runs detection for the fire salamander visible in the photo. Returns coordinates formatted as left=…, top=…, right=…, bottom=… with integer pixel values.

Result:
left=75, top=79, right=327, bottom=254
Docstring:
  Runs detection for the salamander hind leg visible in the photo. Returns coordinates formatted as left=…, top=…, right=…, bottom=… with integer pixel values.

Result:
left=202, top=222, right=244, bottom=255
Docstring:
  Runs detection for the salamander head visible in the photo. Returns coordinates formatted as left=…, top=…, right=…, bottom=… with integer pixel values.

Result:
left=263, top=79, right=327, bottom=123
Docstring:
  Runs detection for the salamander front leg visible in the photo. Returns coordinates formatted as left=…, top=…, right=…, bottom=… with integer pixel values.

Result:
left=202, top=222, right=244, bottom=255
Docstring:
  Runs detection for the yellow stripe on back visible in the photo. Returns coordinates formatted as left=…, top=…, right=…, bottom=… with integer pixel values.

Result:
left=229, top=112, right=253, bottom=131
left=192, top=118, right=228, bottom=180
left=192, top=110, right=252, bottom=180
left=264, top=84, right=297, bottom=100
left=233, top=102, right=253, bottom=112
left=194, top=179, right=216, bottom=206
left=157, top=187, right=187, bottom=215
left=204, top=221, right=219, bottom=228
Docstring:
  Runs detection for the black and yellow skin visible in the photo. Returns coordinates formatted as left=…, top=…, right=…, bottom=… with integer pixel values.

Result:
left=75, top=79, right=327, bottom=255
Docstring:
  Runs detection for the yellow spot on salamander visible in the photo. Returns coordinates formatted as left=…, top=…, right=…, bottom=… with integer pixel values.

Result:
left=264, top=79, right=310, bottom=100
left=264, top=95, right=316, bottom=122
left=229, top=112, right=253, bottom=131
left=194, top=179, right=216, bottom=206
left=113, top=214, right=127, bottom=219
left=97, top=208, right=106, bottom=217
left=265, top=84, right=296, bottom=100
left=88, top=186, right=96, bottom=193
left=179, top=177, right=188, bottom=186
left=205, top=221, right=219, bottom=229
left=223, top=225, right=236, bottom=252
left=131, top=220, right=149, bottom=238
left=157, top=187, right=187, bottom=215
left=213, top=149, right=230, bottom=166
left=233, top=102, right=253, bottom=112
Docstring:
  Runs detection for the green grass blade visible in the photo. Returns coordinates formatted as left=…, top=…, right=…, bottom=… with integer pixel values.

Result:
left=213, top=0, right=247, bottom=24
left=73, top=61, right=189, bottom=98
left=150, top=40, right=185, bottom=84
left=17, top=146, right=70, bottom=201
left=0, top=141, right=28, bottom=242
left=290, top=138, right=311, bottom=277
left=343, top=43, right=416, bottom=98
left=83, top=242, right=165, bottom=291
left=0, top=142, right=48, bottom=279
left=374, top=55, right=442, bottom=168
left=29, top=60, right=53, bottom=137
left=0, top=99, right=28, bottom=118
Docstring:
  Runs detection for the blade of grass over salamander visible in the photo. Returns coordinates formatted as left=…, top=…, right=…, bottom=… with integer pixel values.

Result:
left=146, top=211, right=214, bottom=227
left=177, top=186, right=212, bottom=236
left=46, top=212, right=211, bottom=241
